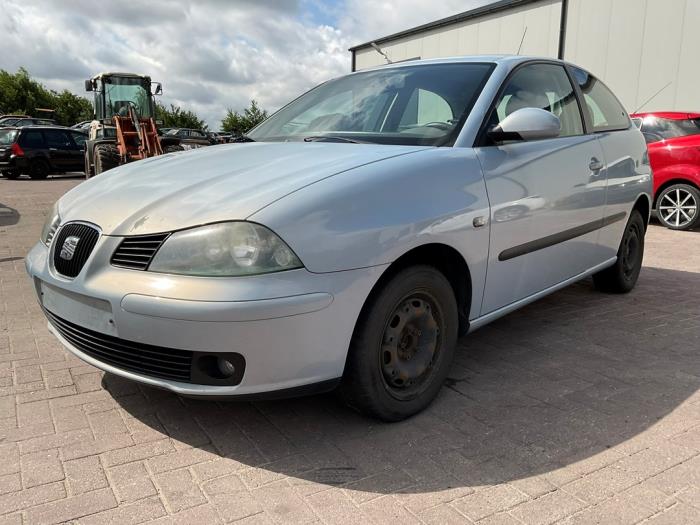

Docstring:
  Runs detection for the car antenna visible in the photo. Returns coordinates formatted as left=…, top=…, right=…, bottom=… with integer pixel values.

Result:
left=370, top=42, right=392, bottom=64
left=633, top=81, right=673, bottom=113
left=516, top=26, right=528, bottom=55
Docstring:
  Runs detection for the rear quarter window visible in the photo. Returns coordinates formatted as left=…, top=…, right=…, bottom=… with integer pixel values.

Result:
left=19, top=130, right=46, bottom=148
left=570, top=66, right=630, bottom=132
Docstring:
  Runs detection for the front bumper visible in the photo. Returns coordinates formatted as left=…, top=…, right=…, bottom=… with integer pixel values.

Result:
left=26, top=236, right=385, bottom=397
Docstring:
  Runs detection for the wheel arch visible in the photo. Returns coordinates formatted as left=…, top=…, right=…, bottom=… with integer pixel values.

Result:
left=359, top=243, right=472, bottom=336
left=632, top=193, right=651, bottom=230
left=653, top=178, right=700, bottom=208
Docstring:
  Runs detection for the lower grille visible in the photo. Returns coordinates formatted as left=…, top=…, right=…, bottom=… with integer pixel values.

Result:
left=45, top=309, right=193, bottom=382
left=53, top=223, right=100, bottom=278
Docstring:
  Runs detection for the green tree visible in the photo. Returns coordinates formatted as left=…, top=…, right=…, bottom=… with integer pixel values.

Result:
left=155, top=103, right=208, bottom=130
left=0, top=68, right=93, bottom=126
left=221, top=100, right=268, bottom=135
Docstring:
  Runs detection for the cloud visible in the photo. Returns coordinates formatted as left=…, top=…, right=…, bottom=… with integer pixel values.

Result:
left=1, top=0, right=494, bottom=128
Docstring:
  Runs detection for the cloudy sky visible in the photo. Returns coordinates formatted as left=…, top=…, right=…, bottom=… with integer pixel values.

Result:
left=1, top=0, right=493, bottom=128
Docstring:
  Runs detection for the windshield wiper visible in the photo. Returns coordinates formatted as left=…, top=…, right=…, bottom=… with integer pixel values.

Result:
left=303, top=135, right=365, bottom=144
left=230, top=134, right=255, bottom=143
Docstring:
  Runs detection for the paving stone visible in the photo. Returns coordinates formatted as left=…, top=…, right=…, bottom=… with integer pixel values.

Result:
left=155, top=468, right=207, bottom=513
left=109, top=461, right=157, bottom=503
left=63, top=455, right=108, bottom=495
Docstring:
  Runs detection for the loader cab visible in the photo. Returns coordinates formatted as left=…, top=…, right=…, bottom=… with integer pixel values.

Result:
left=85, top=73, right=160, bottom=122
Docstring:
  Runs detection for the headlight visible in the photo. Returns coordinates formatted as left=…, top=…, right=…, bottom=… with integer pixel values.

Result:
left=149, top=222, right=303, bottom=277
left=40, top=202, right=61, bottom=246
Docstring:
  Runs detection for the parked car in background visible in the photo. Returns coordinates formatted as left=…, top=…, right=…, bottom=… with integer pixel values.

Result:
left=27, top=56, right=651, bottom=420
left=631, top=111, right=700, bottom=230
left=218, top=132, right=233, bottom=143
left=0, top=126, right=86, bottom=179
left=8, top=117, right=57, bottom=127
left=71, top=121, right=92, bottom=131
left=0, top=115, right=31, bottom=127
left=207, top=131, right=225, bottom=144
left=164, top=128, right=212, bottom=148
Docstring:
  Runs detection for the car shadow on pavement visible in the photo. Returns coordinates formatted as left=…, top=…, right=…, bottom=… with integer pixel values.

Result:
left=109, top=266, right=700, bottom=493
left=0, top=203, right=20, bottom=227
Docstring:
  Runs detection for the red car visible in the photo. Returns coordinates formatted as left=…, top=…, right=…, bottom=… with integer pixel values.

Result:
left=631, top=112, right=700, bottom=230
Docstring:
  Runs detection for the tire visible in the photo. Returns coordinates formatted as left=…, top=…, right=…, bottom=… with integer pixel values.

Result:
left=655, top=183, right=700, bottom=231
left=3, top=170, right=21, bottom=180
left=28, top=159, right=49, bottom=180
left=164, top=144, right=184, bottom=153
left=340, top=265, right=459, bottom=421
left=94, top=143, right=120, bottom=175
left=84, top=150, right=92, bottom=179
left=593, top=210, right=645, bottom=293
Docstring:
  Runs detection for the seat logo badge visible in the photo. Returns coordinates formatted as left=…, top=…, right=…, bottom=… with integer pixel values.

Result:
left=60, top=236, right=80, bottom=261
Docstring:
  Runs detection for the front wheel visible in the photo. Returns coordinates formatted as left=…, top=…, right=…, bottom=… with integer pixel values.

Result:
left=94, top=143, right=120, bottom=175
left=656, top=184, right=699, bottom=231
left=340, top=265, right=459, bottom=421
left=593, top=210, right=645, bottom=293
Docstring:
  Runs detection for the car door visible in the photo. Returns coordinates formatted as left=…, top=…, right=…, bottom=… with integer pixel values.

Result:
left=43, top=129, right=75, bottom=170
left=69, top=131, right=87, bottom=171
left=475, top=62, right=609, bottom=315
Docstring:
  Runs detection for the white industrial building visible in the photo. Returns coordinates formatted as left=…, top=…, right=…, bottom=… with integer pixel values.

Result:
left=349, top=0, right=699, bottom=113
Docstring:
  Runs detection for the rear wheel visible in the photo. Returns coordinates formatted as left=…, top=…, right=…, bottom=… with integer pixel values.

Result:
left=340, top=265, right=458, bottom=421
left=94, top=143, right=120, bottom=175
left=28, top=159, right=49, bottom=180
left=656, top=184, right=699, bottom=231
left=593, top=210, right=645, bottom=293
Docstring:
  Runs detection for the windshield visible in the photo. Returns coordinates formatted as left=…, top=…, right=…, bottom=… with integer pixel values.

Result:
left=0, top=129, right=18, bottom=145
left=100, top=76, right=153, bottom=119
left=248, top=63, right=494, bottom=146
left=0, top=118, right=20, bottom=126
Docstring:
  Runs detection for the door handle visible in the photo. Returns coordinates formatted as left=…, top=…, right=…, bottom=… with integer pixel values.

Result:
left=49, top=148, right=57, bottom=151
left=589, top=157, right=604, bottom=172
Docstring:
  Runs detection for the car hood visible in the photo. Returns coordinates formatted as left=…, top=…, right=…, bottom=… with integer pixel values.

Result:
left=59, top=142, right=428, bottom=236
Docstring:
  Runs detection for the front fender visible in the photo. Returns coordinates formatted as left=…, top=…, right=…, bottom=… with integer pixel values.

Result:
left=251, top=148, right=490, bottom=316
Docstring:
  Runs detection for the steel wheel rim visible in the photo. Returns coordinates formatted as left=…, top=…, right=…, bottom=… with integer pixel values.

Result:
left=380, top=292, right=442, bottom=401
left=658, top=188, right=697, bottom=227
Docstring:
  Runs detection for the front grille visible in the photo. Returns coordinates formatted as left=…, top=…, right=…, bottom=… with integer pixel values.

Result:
left=111, top=233, right=170, bottom=270
left=45, top=309, right=193, bottom=382
left=53, top=223, right=100, bottom=278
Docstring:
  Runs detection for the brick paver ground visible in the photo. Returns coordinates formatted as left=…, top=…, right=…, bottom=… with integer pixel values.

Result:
left=1, top=176, right=699, bottom=524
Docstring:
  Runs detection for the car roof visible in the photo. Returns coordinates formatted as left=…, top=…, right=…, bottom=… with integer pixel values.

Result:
left=354, top=54, right=568, bottom=73
left=6, top=125, right=84, bottom=132
left=631, top=111, right=700, bottom=120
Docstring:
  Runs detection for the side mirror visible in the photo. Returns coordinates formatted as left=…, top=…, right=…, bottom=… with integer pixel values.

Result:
left=153, top=83, right=163, bottom=95
left=84, top=80, right=93, bottom=92
left=488, top=107, right=561, bottom=143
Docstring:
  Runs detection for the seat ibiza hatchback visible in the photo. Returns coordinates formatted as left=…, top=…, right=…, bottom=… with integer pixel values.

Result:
left=26, top=56, right=652, bottom=420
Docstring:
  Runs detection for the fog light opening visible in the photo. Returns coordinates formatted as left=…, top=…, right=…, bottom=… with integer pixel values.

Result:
left=194, top=353, right=245, bottom=384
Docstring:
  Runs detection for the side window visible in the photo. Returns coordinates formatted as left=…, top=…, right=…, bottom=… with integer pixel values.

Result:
left=398, top=89, right=453, bottom=128
left=570, top=66, right=629, bottom=132
left=71, top=132, right=87, bottom=146
left=491, top=63, right=583, bottom=138
left=45, top=130, right=72, bottom=148
left=19, top=130, right=45, bottom=148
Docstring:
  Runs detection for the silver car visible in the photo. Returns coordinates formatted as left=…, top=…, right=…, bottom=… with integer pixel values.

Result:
left=26, top=56, right=652, bottom=420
